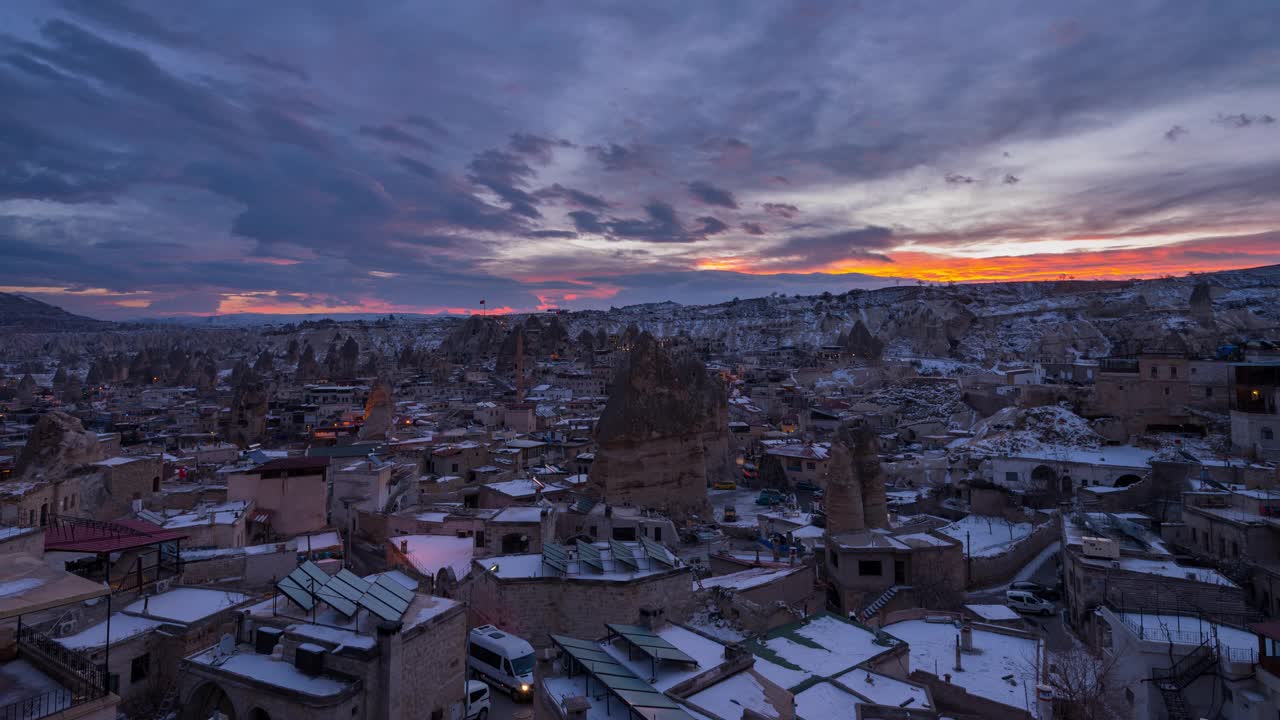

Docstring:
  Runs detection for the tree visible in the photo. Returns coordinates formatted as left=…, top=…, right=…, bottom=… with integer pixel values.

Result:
left=1028, top=646, right=1123, bottom=720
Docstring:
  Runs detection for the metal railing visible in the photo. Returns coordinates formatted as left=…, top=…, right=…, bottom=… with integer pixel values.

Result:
left=0, top=690, right=75, bottom=720
left=17, top=626, right=109, bottom=702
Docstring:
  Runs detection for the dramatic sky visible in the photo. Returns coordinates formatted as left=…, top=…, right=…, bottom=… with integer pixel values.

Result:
left=3, top=1, right=1280, bottom=318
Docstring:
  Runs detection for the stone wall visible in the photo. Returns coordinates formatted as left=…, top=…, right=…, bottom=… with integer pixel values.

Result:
left=466, top=568, right=694, bottom=647
left=966, top=516, right=1059, bottom=589
left=909, top=670, right=1032, bottom=720
left=400, top=602, right=468, bottom=720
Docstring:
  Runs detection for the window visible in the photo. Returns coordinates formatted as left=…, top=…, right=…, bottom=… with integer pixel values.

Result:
left=806, top=462, right=816, bottom=471
left=858, top=560, right=882, bottom=576
left=1206, top=387, right=1213, bottom=398
left=1191, top=528, right=1197, bottom=542
left=1170, top=366, right=1177, bottom=378
left=1164, top=387, right=1170, bottom=396
left=653, top=527, right=662, bottom=542
left=1232, top=541, right=1239, bottom=557
left=829, top=549, right=839, bottom=567
left=1150, top=366, right=1158, bottom=378
left=130, top=653, right=150, bottom=682
left=1005, top=471, right=1019, bottom=483
left=1264, top=427, right=1275, bottom=441
left=474, top=531, right=485, bottom=548
left=451, top=463, right=459, bottom=473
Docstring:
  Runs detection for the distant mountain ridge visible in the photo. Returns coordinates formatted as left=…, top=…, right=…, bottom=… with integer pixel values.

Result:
left=0, top=293, right=112, bottom=332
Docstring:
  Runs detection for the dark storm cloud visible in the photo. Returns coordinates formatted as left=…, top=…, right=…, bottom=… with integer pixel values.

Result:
left=568, top=210, right=606, bottom=234
left=405, top=115, right=451, bottom=138
left=762, top=203, right=800, bottom=219
left=687, top=180, right=738, bottom=209
left=359, top=124, right=433, bottom=151
left=466, top=148, right=541, bottom=218
left=535, top=184, right=611, bottom=210
left=588, top=143, right=655, bottom=172
left=3, top=1, right=1280, bottom=317
left=508, top=133, right=573, bottom=163
left=768, top=226, right=896, bottom=268
left=695, top=216, right=729, bottom=235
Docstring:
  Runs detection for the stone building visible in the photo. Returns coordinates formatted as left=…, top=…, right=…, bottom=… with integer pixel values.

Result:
left=178, top=574, right=467, bottom=720
left=465, top=541, right=694, bottom=647
left=226, top=456, right=331, bottom=538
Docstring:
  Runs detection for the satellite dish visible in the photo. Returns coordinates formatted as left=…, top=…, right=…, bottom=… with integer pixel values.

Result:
left=217, top=634, right=235, bottom=656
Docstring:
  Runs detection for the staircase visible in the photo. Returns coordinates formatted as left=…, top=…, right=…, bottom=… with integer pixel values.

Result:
left=1157, top=683, right=1192, bottom=720
left=1152, top=640, right=1218, bottom=720
left=859, top=585, right=909, bottom=622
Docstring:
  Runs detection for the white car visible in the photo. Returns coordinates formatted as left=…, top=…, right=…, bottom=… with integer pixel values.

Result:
left=1005, top=589, right=1054, bottom=615
left=465, top=680, right=491, bottom=720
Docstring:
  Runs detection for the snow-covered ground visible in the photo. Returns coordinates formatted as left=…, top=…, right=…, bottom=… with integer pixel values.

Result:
left=884, top=618, right=1038, bottom=713
left=938, top=515, right=1036, bottom=557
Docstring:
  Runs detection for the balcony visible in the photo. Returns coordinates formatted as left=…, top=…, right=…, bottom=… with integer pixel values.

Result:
left=0, top=627, right=113, bottom=720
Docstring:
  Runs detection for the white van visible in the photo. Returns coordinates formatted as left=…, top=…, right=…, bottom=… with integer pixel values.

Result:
left=468, top=625, right=536, bottom=700
left=465, top=679, right=491, bottom=720
left=1005, top=589, right=1054, bottom=615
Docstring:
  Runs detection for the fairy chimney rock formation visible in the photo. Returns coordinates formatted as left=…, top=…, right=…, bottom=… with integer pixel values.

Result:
left=823, top=424, right=889, bottom=535
left=14, top=411, right=105, bottom=480
left=359, top=377, right=394, bottom=440
left=588, top=331, right=727, bottom=518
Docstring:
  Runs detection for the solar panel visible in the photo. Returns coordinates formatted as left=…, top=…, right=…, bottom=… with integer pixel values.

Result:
left=367, top=583, right=410, bottom=615
left=606, top=623, right=698, bottom=665
left=577, top=540, right=603, bottom=573
left=572, top=496, right=597, bottom=514
left=609, top=539, right=640, bottom=570
left=374, top=575, right=414, bottom=604
left=641, top=537, right=676, bottom=568
left=298, top=561, right=331, bottom=586
left=357, top=591, right=402, bottom=622
left=315, top=583, right=358, bottom=617
left=336, top=569, right=371, bottom=593
left=277, top=575, right=316, bottom=610
left=323, top=574, right=364, bottom=603
left=543, top=543, right=568, bottom=574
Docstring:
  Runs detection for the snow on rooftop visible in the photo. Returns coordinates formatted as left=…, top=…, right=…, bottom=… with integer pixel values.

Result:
left=833, top=668, right=931, bottom=710
left=884, top=619, right=1037, bottom=712
left=492, top=506, right=545, bottom=523
left=965, top=604, right=1022, bottom=622
left=55, top=613, right=165, bottom=651
left=1118, top=612, right=1258, bottom=655
left=602, top=624, right=728, bottom=692
left=287, top=622, right=377, bottom=652
left=751, top=615, right=895, bottom=680
left=938, top=515, right=1036, bottom=557
left=687, top=670, right=783, bottom=720
left=394, top=535, right=474, bottom=580
left=189, top=646, right=351, bottom=697
left=793, top=681, right=861, bottom=720
left=698, top=566, right=804, bottom=593
left=1112, top=557, right=1236, bottom=586
left=126, top=588, right=250, bottom=623
left=484, top=478, right=544, bottom=497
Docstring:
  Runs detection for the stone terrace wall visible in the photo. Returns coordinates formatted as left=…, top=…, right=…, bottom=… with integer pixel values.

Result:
left=466, top=568, right=694, bottom=647
left=966, top=515, right=1059, bottom=589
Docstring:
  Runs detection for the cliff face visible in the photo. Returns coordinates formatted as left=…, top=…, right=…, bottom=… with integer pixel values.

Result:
left=359, top=377, right=393, bottom=440
left=14, top=411, right=105, bottom=480
left=589, top=331, right=728, bottom=517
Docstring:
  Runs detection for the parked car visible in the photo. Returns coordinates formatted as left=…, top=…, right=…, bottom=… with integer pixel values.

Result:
left=712, top=480, right=738, bottom=490
left=1010, top=581, right=1061, bottom=601
left=755, top=489, right=786, bottom=506
left=465, top=680, right=491, bottom=720
left=794, top=480, right=822, bottom=493
left=1005, top=590, right=1054, bottom=616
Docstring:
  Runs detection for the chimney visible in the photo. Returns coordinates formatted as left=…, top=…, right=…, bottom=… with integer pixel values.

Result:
left=400, top=539, right=408, bottom=553
left=561, top=696, right=591, bottom=720
left=1037, top=684, right=1054, bottom=719
left=960, top=619, right=974, bottom=652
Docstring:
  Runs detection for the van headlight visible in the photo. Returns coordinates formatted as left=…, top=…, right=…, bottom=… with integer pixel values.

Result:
left=520, top=684, right=530, bottom=693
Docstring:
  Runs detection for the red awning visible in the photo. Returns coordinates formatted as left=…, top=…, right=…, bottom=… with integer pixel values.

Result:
left=44, top=518, right=188, bottom=554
